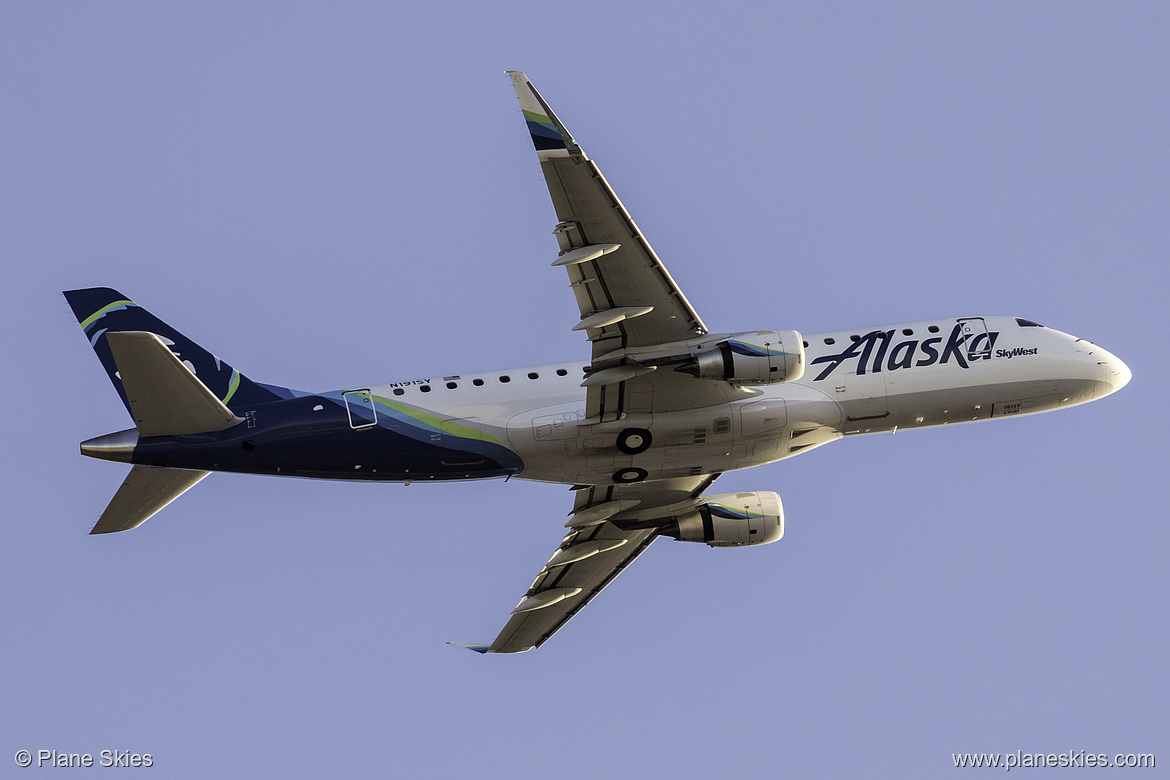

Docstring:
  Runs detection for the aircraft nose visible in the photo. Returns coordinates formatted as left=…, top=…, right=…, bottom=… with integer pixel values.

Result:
left=1096, top=347, right=1131, bottom=396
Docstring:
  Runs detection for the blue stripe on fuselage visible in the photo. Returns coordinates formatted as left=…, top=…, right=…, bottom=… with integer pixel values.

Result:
left=127, top=396, right=522, bottom=481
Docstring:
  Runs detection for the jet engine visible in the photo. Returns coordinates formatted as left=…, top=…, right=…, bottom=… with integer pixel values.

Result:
left=663, top=491, right=784, bottom=547
left=675, top=330, right=804, bottom=385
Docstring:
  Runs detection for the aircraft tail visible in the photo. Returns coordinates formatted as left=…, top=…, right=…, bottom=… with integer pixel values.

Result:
left=63, top=287, right=287, bottom=418
left=64, top=287, right=289, bottom=534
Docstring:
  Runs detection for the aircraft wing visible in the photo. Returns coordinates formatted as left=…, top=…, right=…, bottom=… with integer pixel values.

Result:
left=508, top=72, right=741, bottom=421
left=488, top=75, right=736, bottom=653
left=476, top=475, right=717, bottom=654
left=508, top=71, right=707, bottom=352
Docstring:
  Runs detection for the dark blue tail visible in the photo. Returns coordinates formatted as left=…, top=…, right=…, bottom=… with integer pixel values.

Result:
left=64, top=287, right=290, bottom=415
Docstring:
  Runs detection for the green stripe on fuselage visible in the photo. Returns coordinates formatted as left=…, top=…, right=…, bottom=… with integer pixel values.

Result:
left=371, top=395, right=502, bottom=446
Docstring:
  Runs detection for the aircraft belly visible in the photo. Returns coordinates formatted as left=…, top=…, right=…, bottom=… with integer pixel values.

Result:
left=872, top=378, right=1075, bottom=432
left=133, top=429, right=518, bottom=481
left=510, top=393, right=845, bottom=484
left=126, top=395, right=524, bottom=481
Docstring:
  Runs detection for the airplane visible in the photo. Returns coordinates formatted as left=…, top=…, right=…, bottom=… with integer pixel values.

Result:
left=66, top=71, right=1131, bottom=654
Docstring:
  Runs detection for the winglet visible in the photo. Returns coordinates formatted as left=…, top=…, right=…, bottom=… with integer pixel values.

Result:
left=446, top=641, right=491, bottom=654
left=506, top=71, right=581, bottom=160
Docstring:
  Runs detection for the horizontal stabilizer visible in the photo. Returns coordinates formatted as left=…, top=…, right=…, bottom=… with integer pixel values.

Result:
left=107, top=331, right=244, bottom=437
left=91, top=465, right=210, bottom=534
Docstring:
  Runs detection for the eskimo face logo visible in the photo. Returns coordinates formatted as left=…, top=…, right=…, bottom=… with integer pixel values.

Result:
left=810, top=323, right=1002, bottom=381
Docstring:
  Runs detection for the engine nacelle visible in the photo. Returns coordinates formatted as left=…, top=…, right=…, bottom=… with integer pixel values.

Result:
left=665, top=491, right=784, bottom=548
left=675, top=330, right=804, bottom=385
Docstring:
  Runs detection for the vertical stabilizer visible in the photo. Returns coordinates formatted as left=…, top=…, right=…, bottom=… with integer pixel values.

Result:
left=63, top=287, right=287, bottom=416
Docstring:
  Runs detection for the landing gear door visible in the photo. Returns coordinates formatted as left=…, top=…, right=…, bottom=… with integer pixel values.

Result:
left=343, top=390, right=377, bottom=429
left=958, top=318, right=993, bottom=360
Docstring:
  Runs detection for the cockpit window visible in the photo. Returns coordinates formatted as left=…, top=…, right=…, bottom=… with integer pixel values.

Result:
left=1015, top=318, right=1045, bottom=328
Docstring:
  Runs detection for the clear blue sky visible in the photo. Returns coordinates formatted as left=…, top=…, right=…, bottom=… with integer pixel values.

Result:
left=3, top=3, right=1166, bottom=777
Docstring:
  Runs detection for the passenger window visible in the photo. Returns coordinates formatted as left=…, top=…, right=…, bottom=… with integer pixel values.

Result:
left=446, top=382, right=457, bottom=389
left=499, top=375, right=511, bottom=383
left=393, top=388, right=404, bottom=396
left=902, top=328, right=913, bottom=335
left=556, top=368, right=568, bottom=376
left=420, top=385, right=431, bottom=393
left=472, top=378, right=484, bottom=387
left=528, top=372, right=539, bottom=380
left=928, top=325, right=939, bottom=333
left=824, top=337, right=835, bottom=345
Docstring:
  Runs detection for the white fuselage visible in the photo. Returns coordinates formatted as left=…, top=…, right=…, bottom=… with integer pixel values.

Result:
left=351, top=315, right=1130, bottom=485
